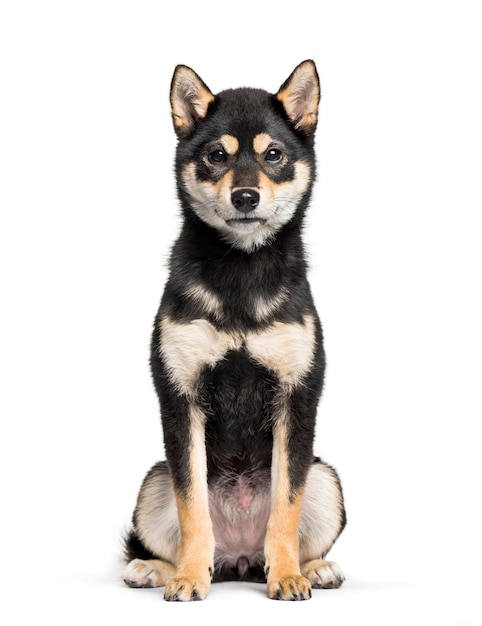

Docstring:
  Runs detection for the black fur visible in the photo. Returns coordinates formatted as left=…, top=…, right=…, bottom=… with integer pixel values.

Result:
left=124, top=61, right=345, bottom=598
left=149, top=78, right=321, bottom=496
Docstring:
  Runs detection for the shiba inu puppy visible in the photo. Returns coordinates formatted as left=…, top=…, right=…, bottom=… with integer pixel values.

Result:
left=122, top=60, right=346, bottom=601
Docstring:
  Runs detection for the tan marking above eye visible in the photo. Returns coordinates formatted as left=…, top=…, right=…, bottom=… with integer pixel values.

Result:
left=253, top=132, right=274, bottom=155
left=219, top=134, right=239, bottom=155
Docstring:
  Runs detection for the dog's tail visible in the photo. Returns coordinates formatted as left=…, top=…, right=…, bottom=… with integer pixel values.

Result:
left=123, top=528, right=159, bottom=563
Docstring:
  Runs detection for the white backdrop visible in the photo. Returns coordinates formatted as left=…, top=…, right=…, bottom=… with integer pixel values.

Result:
left=1, top=1, right=481, bottom=624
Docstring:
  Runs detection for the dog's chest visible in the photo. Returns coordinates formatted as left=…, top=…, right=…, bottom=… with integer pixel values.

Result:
left=159, top=315, right=317, bottom=396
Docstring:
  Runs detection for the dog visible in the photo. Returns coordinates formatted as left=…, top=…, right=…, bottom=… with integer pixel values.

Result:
left=122, top=60, right=346, bottom=601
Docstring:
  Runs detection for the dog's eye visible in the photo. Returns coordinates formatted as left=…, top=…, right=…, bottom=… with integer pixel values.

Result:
left=265, top=148, right=283, bottom=163
left=208, top=149, right=228, bottom=164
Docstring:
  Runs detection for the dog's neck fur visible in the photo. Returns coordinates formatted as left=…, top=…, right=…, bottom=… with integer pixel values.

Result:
left=165, top=211, right=311, bottom=329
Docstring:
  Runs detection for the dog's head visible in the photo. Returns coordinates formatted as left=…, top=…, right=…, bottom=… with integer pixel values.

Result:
left=170, top=61, right=320, bottom=252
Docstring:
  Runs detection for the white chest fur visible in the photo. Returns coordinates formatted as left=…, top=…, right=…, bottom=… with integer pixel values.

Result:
left=159, top=315, right=316, bottom=398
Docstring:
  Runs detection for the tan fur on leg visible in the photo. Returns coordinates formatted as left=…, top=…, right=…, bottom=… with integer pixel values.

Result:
left=164, top=410, right=215, bottom=601
left=264, top=421, right=311, bottom=600
left=163, top=496, right=215, bottom=600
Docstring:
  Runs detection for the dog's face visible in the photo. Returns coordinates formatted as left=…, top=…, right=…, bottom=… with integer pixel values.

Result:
left=170, top=61, right=320, bottom=252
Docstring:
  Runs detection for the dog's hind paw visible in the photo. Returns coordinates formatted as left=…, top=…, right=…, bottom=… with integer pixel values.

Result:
left=300, top=559, right=345, bottom=589
left=123, top=558, right=174, bottom=588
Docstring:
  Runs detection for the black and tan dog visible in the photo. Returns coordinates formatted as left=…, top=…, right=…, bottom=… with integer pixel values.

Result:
left=122, top=60, right=346, bottom=601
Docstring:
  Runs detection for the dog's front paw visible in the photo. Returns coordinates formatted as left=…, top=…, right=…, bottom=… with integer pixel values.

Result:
left=164, top=575, right=210, bottom=601
left=267, top=574, right=312, bottom=601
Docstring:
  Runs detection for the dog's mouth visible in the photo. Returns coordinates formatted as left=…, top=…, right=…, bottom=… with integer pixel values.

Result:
left=226, top=217, right=266, bottom=226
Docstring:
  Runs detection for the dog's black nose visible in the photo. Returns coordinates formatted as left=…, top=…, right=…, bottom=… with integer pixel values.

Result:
left=231, top=188, right=260, bottom=213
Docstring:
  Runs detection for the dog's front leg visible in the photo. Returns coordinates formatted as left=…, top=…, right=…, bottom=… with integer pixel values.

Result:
left=164, top=405, right=215, bottom=601
left=264, top=419, right=312, bottom=601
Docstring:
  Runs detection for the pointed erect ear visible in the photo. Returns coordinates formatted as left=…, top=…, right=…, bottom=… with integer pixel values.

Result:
left=276, top=60, right=321, bottom=135
left=170, top=65, right=215, bottom=138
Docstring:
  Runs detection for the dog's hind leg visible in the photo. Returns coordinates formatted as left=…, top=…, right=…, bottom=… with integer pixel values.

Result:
left=122, top=461, right=180, bottom=590
left=298, top=459, right=346, bottom=589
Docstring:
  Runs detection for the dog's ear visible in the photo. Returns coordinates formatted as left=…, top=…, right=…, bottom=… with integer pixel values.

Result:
left=276, top=60, right=320, bottom=135
left=170, top=65, right=215, bottom=138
